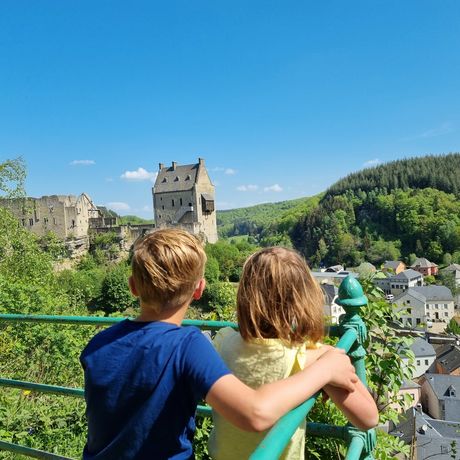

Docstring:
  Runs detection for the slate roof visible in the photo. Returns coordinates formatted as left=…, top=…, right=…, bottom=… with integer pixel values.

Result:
left=394, top=288, right=426, bottom=303
left=436, top=345, right=460, bottom=373
left=390, top=407, right=460, bottom=459
left=443, top=264, right=460, bottom=273
left=411, top=338, right=436, bottom=358
left=392, top=269, right=424, bottom=281
left=154, top=162, right=200, bottom=193
left=401, top=379, right=421, bottom=389
left=424, top=374, right=460, bottom=400
left=411, top=286, right=454, bottom=302
left=411, top=257, right=438, bottom=268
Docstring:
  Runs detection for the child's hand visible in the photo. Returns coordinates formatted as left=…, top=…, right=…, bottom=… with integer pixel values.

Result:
left=317, top=348, right=358, bottom=392
left=302, top=344, right=334, bottom=368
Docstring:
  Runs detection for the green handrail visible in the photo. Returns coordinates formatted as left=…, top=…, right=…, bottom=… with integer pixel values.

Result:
left=0, top=276, right=376, bottom=460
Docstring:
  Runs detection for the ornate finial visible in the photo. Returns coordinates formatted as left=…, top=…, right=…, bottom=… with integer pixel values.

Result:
left=336, top=275, right=368, bottom=307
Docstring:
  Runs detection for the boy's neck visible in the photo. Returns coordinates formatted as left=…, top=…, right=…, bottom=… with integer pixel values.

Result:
left=135, top=301, right=189, bottom=326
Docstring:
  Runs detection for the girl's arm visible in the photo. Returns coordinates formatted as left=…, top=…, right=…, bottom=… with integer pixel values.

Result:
left=303, top=345, right=379, bottom=430
left=323, top=380, right=379, bottom=430
left=206, top=348, right=358, bottom=432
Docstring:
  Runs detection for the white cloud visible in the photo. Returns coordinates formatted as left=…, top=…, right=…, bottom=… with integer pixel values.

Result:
left=70, top=159, right=95, bottom=166
left=363, top=159, right=382, bottom=167
left=107, top=202, right=130, bottom=211
left=225, top=168, right=236, bottom=175
left=237, top=184, right=259, bottom=192
left=264, top=184, right=283, bottom=192
left=212, top=166, right=237, bottom=175
left=420, top=121, right=454, bottom=138
left=142, top=205, right=152, bottom=212
left=121, top=167, right=157, bottom=182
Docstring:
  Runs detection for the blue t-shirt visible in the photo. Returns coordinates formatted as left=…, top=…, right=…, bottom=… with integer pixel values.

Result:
left=80, top=320, right=230, bottom=460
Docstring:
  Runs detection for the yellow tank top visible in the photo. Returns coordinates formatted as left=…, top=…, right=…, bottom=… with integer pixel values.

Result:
left=208, top=327, right=318, bottom=460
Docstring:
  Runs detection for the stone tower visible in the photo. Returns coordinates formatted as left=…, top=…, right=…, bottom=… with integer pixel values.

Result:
left=152, top=158, right=218, bottom=243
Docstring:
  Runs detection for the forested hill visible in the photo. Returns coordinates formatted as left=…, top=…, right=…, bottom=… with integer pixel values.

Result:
left=325, top=153, right=460, bottom=198
left=218, top=153, right=460, bottom=268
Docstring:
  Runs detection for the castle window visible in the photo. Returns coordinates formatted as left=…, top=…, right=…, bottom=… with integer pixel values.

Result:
left=188, top=202, right=192, bottom=207
left=162, top=178, right=167, bottom=183
left=180, top=198, right=183, bottom=206
left=174, top=176, right=179, bottom=182
left=172, top=199, right=175, bottom=207
left=185, top=175, right=191, bottom=181
left=29, top=218, right=34, bottom=226
left=162, top=205, right=164, bottom=210
left=44, top=217, right=48, bottom=225
left=71, top=219, right=76, bottom=228
left=21, top=218, right=25, bottom=226
left=53, top=218, right=57, bottom=225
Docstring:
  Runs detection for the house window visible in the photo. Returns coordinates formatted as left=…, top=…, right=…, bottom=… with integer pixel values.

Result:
left=425, top=359, right=429, bottom=365
left=416, top=360, right=420, bottom=366
left=444, top=312, right=449, bottom=317
left=416, top=318, right=421, bottom=325
left=407, top=300, right=410, bottom=304
left=29, top=218, right=34, bottom=226
left=188, top=202, right=192, bottom=207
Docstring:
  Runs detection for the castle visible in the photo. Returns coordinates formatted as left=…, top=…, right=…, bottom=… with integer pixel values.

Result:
left=152, top=158, right=218, bottom=243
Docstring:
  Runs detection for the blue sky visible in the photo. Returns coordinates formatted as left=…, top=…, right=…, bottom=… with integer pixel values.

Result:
left=1, top=1, right=459, bottom=217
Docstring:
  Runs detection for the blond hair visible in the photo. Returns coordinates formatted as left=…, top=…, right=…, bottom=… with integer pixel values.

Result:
left=237, top=247, right=324, bottom=345
left=131, top=228, right=206, bottom=310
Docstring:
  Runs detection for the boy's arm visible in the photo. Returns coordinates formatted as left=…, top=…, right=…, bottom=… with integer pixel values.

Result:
left=206, top=348, right=358, bottom=432
left=323, top=380, right=379, bottom=430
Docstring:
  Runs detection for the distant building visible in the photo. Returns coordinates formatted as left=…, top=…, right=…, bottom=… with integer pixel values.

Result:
left=411, top=257, right=439, bottom=276
left=399, top=338, right=437, bottom=378
left=382, top=260, right=406, bottom=274
left=375, top=269, right=424, bottom=296
left=390, top=407, right=460, bottom=459
left=321, top=284, right=345, bottom=324
left=0, top=193, right=99, bottom=240
left=395, top=286, right=454, bottom=328
left=442, top=264, right=460, bottom=287
left=435, top=344, right=460, bottom=376
left=152, top=158, right=218, bottom=243
left=421, top=374, right=460, bottom=422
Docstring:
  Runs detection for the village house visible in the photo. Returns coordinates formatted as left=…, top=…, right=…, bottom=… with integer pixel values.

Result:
left=435, top=343, right=460, bottom=376
left=390, top=407, right=460, bottom=460
left=420, top=374, right=460, bottom=422
left=399, top=337, right=437, bottom=378
left=394, top=286, right=455, bottom=328
left=152, top=158, right=218, bottom=243
left=382, top=260, right=406, bottom=274
left=374, top=268, right=424, bottom=297
left=320, top=283, right=345, bottom=324
left=411, top=257, right=439, bottom=276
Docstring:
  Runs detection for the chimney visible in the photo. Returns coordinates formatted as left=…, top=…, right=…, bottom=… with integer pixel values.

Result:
left=198, top=157, right=204, bottom=166
left=159, top=163, right=164, bottom=170
left=172, top=161, right=177, bottom=171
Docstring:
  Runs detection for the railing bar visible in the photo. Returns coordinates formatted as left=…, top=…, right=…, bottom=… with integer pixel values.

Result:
left=0, top=314, right=238, bottom=331
left=344, top=435, right=365, bottom=460
left=306, top=422, right=351, bottom=440
left=0, top=378, right=84, bottom=398
left=0, top=379, right=213, bottom=418
left=0, top=440, right=73, bottom=460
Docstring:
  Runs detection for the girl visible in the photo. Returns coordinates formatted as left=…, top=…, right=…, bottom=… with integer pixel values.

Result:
left=208, top=247, right=378, bottom=460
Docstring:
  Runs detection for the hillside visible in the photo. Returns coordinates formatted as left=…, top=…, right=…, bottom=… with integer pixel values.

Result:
left=217, top=195, right=321, bottom=241
left=218, top=154, right=460, bottom=268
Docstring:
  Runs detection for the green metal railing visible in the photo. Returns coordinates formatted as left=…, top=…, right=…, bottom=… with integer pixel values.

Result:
left=0, top=276, right=376, bottom=459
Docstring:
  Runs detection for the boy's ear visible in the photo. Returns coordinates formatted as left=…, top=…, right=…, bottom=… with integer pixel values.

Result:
left=128, top=276, right=139, bottom=297
left=192, top=278, right=206, bottom=300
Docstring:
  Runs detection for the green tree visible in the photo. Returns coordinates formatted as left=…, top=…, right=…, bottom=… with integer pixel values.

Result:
left=0, top=157, right=26, bottom=197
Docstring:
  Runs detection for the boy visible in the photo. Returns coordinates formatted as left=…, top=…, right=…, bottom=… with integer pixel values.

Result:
left=80, top=229, right=358, bottom=459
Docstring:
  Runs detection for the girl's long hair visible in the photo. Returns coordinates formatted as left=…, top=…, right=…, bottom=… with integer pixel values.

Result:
left=237, top=247, right=324, bottom=345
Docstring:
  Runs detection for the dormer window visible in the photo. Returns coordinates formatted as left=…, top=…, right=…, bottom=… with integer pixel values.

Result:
left=445, top=385, right=456, bottom=397
left=185, top=175, right=191, bottom=181
left=162, top=177, right=168, bottom=183
left=174, top=176, right=180, bottom=182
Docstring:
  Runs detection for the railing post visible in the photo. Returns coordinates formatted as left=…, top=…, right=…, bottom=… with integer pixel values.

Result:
left=336, top=276, right=376, bottom=460
left=336, top=276, right=368, bottom=385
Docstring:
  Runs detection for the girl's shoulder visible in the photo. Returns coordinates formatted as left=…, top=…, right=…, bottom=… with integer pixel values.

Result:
left=212, top=326, right=239, bottom=352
